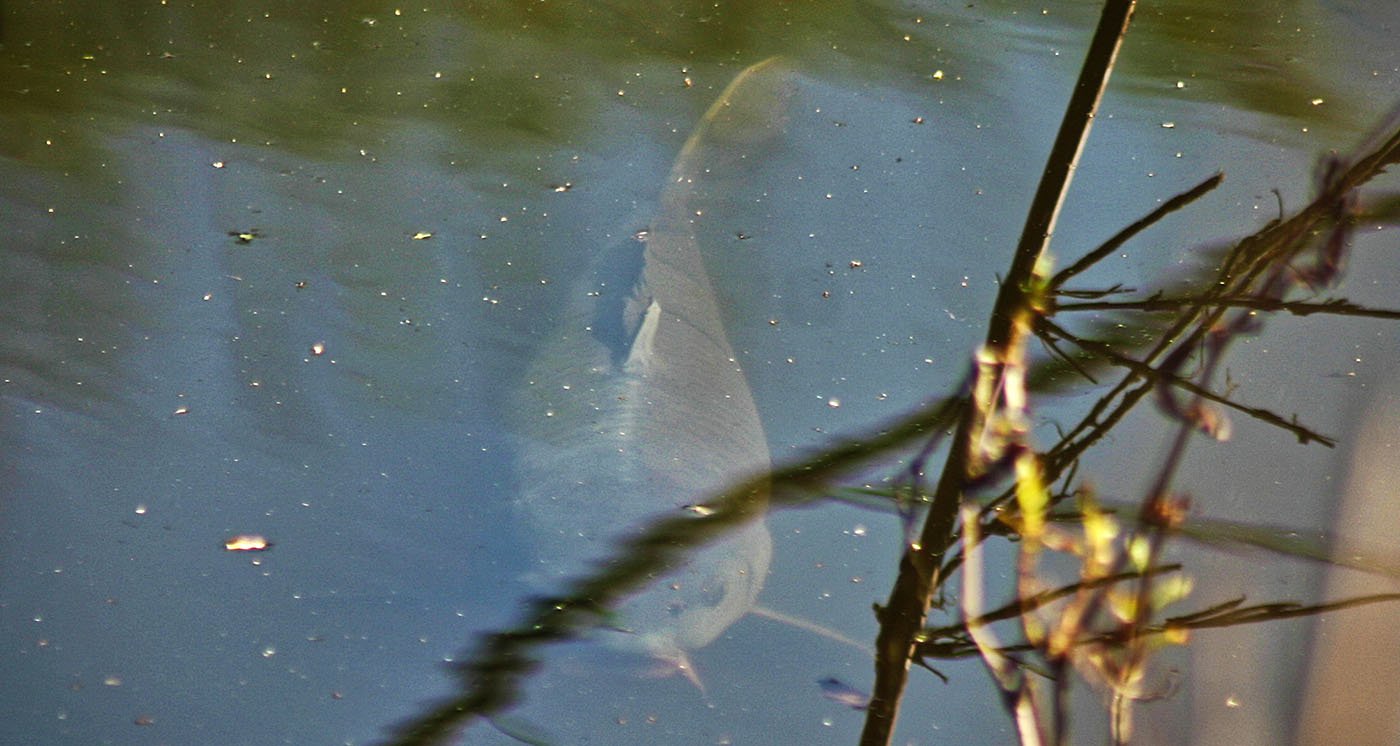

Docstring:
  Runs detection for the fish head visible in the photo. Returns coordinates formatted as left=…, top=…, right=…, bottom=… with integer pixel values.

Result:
left=613, top=518, right=773, bottom=662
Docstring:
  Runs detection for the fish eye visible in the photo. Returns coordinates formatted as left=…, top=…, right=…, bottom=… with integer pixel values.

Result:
left=698, top=581, right=727, bottom=608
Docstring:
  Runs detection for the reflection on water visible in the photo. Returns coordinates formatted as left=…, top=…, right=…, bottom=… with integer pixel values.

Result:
left=1297, top=378, right=1400, bottom=744
left=0, top=1, right=1397, bottom=744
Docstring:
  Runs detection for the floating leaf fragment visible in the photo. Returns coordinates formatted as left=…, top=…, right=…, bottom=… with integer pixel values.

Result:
left=225, top=535, right=271, bottom=552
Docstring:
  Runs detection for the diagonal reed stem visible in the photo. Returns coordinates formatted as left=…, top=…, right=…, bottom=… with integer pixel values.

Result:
left=858, top=2, right=1138, bottom=744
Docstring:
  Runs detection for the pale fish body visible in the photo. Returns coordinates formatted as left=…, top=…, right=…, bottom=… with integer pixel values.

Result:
left=515, top=58, right=795, bottom=671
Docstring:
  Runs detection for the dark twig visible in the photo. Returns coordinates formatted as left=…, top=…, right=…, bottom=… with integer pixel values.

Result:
left=1037, top=316, right=1334, bottom=446
left=860, top=3, right=1138, bottom=744
left=1053, top=172, right=1225, bottom=287
left=1056, top=296, right=1400, bottom=319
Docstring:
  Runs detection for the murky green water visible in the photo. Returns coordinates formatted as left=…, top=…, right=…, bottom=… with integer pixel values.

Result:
left=2, top=2, right=1398, bottom=744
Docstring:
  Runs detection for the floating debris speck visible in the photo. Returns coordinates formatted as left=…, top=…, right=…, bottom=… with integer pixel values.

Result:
left=818, top=677, right=870, bottom=710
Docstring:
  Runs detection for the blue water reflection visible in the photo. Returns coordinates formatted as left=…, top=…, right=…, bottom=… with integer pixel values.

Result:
left=2, top=1, right=1397, bottom=744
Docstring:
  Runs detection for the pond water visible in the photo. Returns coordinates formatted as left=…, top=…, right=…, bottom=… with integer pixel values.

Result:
left=2, top=2, right=1398, bottom=744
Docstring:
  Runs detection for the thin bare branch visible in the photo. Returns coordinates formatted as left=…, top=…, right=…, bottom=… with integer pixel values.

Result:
left=1056, top=296, right=1400, bottom=319
left=1053, top=172, right=1225, bottom=287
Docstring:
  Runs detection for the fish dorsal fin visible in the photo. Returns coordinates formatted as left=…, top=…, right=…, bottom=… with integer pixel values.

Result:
left=624, top=295, right=662, bottom=374
left=586, top=230, right=649, bottom=367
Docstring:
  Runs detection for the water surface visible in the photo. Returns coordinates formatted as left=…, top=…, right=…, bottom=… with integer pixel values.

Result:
left=2, top=2, right=1398, bottom=744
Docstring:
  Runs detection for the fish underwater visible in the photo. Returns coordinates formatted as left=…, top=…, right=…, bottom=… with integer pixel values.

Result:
left=514, top=57, right=797, bottom=683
